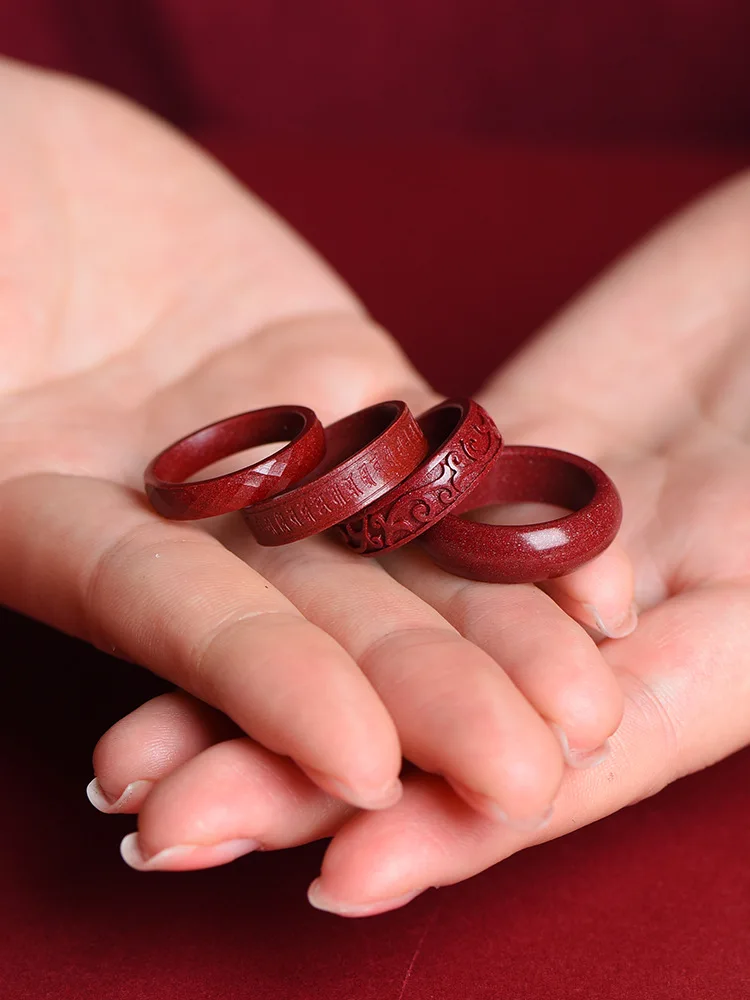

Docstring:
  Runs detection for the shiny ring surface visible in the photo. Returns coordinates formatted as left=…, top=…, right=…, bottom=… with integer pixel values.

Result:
left=419, top=445, right=622, bottom=583
left=338, top=397, right=503, bottom=555
left=243, top=400, right=428, bottom=545
left=144, top=405, right=325, bottom=520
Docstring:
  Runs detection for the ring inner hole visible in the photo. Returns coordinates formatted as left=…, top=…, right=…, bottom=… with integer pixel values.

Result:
left=457, top=454, right=595, bottom=525
left=303, top=403, right=399, bottom=480
left=155, top=411, right=305, bottom=483
left=419, top=403, right=463, bottom=451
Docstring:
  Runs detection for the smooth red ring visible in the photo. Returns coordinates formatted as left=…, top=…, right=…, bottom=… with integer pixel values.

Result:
left=419, top=445, right=622, bottom=583
left=338, top=397, right=503, bottom=555
left=243, top=400, right=428, bottom=545
left=144, top=405, right=325, bottom=520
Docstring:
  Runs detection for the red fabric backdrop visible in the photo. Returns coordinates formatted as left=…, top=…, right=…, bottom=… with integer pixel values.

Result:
left=1, top=4, right=750, bottom=998
left=1, top=0, right=750, bottom=143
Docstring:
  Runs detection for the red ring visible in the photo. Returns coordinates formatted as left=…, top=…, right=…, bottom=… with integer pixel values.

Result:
left=337, top=398, right=503, bottom=555
left=144, top=406, right=325, bottom=520
left=420, top=445, right=622, bottom=583
left=243, top=400, right=429, bottom=545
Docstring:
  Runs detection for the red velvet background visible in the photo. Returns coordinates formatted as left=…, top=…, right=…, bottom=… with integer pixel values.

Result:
left=1, top=3, right=750, bottom=997
left=3, top=0, right=750, bottom=144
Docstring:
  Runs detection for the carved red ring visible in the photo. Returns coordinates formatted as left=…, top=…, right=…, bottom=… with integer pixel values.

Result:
left=337, top=398, right=503, bottom=556
left=243, top=400, right=429, bottom=545
left=419, top=445, right=622, bottom=583
left=144, top=405, right=325, bottom=520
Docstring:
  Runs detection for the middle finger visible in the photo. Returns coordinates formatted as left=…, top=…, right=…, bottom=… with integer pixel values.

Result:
left=225, top=525, right=564, bottom=828
left=384, top=546, right=625, bottom=761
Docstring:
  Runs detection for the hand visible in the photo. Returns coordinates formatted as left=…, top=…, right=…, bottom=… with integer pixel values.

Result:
left=0, top=58, right=630, bottom=869
left=311, top=165, right=750, bottom=912
left=95, top=148, right=750, bottom=916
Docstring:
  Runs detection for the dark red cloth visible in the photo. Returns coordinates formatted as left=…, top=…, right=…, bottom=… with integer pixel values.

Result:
left=1, top=3, right=750, bottom=996
left=1, top=0, right=750, bottom=143
left=203, top=140, right=750, bottom=395
left=2, top=139, right=749, bottom=997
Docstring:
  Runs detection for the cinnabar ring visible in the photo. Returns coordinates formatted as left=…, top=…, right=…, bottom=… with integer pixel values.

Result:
left=144, top=405, right=325, bottom=520
left=338, top=398, right=503, bottom=555
left=243, top=400, right=428, bottom=545
left=420, top=445, right=622, bottom=583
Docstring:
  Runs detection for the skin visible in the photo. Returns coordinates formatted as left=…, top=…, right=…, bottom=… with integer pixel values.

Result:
left=3, top=59, right=747, bottom=916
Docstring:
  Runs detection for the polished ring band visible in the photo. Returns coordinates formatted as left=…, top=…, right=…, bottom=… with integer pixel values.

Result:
left=144, top=405, right=325, bottom=520
left=243, top=400, right=428, bottom=545
left=419, top=444, right=622, bottom=583
left=338, top=397, right=503, bottom=555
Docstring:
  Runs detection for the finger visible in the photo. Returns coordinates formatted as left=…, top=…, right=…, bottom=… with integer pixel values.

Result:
left=307, top=583, right=750, bottom=915
left=480, top=169, right=750, bottom=453
left=540, top=541, right=637, bottom=640
left=0, top=474, right=403, bottom=810
left=384, top=546, right=624, bottom=760
left=87, top=691, right=239, bottom=814
left=224, top=524, right=564, bottom=828
left=142, top=311, right=437, bottom=466
left=454, top=498, right=637, bottom=640
left=120, top=737, right=354, bottom=872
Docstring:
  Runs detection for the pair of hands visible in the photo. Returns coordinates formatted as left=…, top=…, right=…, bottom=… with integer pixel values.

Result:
left=1, top=59, right=749, bottom=918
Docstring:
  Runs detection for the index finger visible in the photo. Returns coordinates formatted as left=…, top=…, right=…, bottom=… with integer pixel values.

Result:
left=0, top=472, right=403, bottom=810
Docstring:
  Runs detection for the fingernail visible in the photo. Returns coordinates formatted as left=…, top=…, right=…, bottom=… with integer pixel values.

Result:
left=585, top=602, right=638, bottom=640
left=493, top=803, right=554, bottom=832
left=120, top=832, right=259, bottom=872
left=87, top=778, right=153, bottom=814
left=307, top=878, right=422, bottom=917
left=305, top=769, right=403, bottom=811
left=451, top=781, right=554, bottom=832
left=551, top=724, right=611, bottom=770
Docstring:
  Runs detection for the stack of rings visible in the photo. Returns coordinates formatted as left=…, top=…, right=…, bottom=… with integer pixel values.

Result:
left=144, top=398, right=622, bottom=584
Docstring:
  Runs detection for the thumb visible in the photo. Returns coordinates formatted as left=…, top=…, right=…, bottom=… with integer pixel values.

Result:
left=478, top=168, right=750, bottom=456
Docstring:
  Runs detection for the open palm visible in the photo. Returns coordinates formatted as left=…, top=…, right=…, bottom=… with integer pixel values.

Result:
left=306, top=166, right=750, bottom=913
left=5, top=59, right=746, bottom=918
left=104, top=131, right=750, bottom=916
left=0, top=58, right=630, bottom=875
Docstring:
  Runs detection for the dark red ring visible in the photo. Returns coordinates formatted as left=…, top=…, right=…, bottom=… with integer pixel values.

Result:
left=420, top=445, right=622, bottom=583
left=337, top=398, right=503, bottom=555
left=243, top=400, right=429, bottom=545
left=144, top=405, right=325, bottom=520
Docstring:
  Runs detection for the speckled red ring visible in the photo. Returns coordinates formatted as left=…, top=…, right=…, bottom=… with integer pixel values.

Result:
left=144, top=405, right=325, bottom=520
left=338, top=398, right=503, bottom=555
left=420, top=445, right=622, bottom=583
left=243, top=400, right=429, bottom=545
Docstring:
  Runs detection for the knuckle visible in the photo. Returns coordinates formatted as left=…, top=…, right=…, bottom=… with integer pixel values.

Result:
left=358, top=624, right=463, bottom=689
left=622, top=673, right=682, bottom=798
left=84, top=521, right=183, bottom=650
left=186, top=608, right=293, bottom=700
